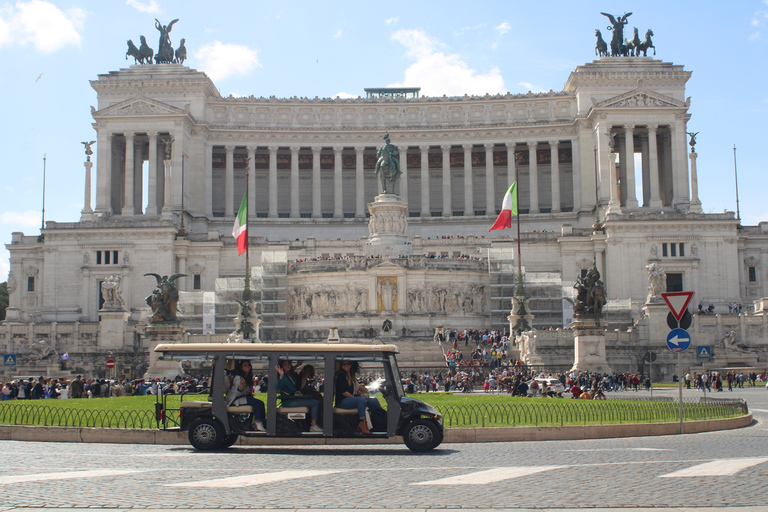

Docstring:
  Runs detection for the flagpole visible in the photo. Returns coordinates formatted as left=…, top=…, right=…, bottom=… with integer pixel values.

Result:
left=733, top=144, right=741, bottom=224
left=243, top=158, right=252, bottom=303
left=40, top=154, right=46, bottom=241
left=515, top=152, right=522, bottom=277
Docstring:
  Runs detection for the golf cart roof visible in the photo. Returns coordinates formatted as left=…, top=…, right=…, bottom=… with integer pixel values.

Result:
left=154, top=342, right=400, bottom=361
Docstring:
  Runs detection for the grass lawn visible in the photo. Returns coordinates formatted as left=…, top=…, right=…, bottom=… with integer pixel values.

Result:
left=0, top=391, right=745, bottom=429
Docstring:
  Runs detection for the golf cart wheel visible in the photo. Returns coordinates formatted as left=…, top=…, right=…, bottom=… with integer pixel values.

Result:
left=403, top=419, right=441, bottom=452
left=188, top=418, right=224, bottom=450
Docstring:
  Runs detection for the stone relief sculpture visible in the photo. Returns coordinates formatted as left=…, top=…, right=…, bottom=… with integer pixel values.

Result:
left=23, top=340, right=58, bottom=363
left=718, top=331, right=754, bottom=354
left=646, top=263, right=666, bottom=303
left=378, top=277, right=396, bottom=312
left=100, top=275, right=126, bottom=310
left=144, top=273, right=186, bottom=323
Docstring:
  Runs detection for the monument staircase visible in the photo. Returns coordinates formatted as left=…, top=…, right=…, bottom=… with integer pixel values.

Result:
left=345, top=335, right=449, bottom=369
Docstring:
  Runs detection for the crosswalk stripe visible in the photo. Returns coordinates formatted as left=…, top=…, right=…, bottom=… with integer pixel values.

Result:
left=660, top=458, right=768, bottom=477
left=163, top=470, right=341, bottom=488
left=0, top=469, right=137, bottom=485
left=412, top=466, right=564, bottom=485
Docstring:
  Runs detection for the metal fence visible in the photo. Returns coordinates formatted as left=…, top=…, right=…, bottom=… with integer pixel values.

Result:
left=0, top=397, right=746, bottom=430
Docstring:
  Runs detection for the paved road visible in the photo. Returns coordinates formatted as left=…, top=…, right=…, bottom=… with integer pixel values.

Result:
left=1, top=385, right=767, bottom=511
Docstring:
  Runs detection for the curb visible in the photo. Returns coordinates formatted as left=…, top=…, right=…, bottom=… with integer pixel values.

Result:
left=0, top=413, right=752, bottom=446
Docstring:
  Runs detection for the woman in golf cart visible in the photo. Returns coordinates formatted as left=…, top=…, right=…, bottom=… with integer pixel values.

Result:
left=226, top=360, right=267, bottom=431
left=275, top=359, right=322, bottom=432
left=334, top=360, right=382, bottom=434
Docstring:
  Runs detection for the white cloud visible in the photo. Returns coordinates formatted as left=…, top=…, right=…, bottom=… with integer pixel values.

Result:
left=385, top=17, right=398, bottom=25
left=334, top=91, right=358, bottom=99
left=126, top=0, right=160, bottom=14
left=333, top=28, right=342, bottom=38
left=194, top=41, right=259, bottom=81
left=496, top=22, right=511, bottom=36
left=2, top=0, right=86, bottom=53
left=1, top=210, right=41, bottom=228
left=517, top=81, right=546, bottom=93
left=389, top=29, right=505, bottom=96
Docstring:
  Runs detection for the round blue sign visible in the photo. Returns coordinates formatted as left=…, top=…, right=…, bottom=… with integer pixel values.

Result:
left=666, top=328, right=691, bottom=352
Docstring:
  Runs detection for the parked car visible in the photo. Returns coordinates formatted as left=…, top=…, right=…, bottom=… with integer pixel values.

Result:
left=526, top=378, right=565, bottom=395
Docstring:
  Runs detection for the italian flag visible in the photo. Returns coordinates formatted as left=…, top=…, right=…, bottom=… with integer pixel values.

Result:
left=489, top=182, right=518, bottom=231
left=232, top=192, right=248, bottom=255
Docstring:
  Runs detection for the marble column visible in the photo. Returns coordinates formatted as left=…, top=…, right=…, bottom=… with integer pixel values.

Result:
left=623, top=125, right=639, bottom=209
left=420, top=145, right=430, bottom=217
left=171, top=133, right=183, bottom=210
left=605, top=132, right=621, bottom=215
left=647, top=125, right=662, bottom=208
left=528, top=141, right=539, bottom=214
left=399, top=146, right=408, bottom=202
left=161, top=155, right=172, bottom=217
left=312, top=147, right=321, bottom=218
left=506, top=143, right=515, bottom=187
left=95, top=132, right=111, bottom=213
left=122, top=133, right=135, bottom=215
left=333, top=146, right=343, bottom=218
left=81, top=159, right=93, bottom=220
left=671, top=121, right=690, bottom=206
left=689, top=150, right=702, bottom=212
left=268, top=146, right=278, bottom=218
left=247, top=146, right=257, bottom=216
left=133, top=139, right=143, bottom=213
left=225, top=145, right=235, bottom=216
left=290, top=146, right=300, bottom=218
left=355, top=145, right=365, bottom=218
left=441, top=144, right=452, bottom=216
left=485, top=143, right=495, bottom=215
left=203, top=142, right=212, bottom=216
left=463, top=144, right=473, bottom=216
left=550, top=141, right=561, bottom=213
left=596, top=126, right=611, bottom=204
left=146, top=133, right=158, bottom=215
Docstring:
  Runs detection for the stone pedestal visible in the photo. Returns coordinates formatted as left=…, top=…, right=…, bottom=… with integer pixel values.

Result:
left=365, top=194, right=411, bottom=258
left=642, top=302, right=672, bottom=347
left=327, top=327, right=341, bottom=343
left=98, top=310, right=130, bottom=350
left=570, top=318, right=612, bottom=374
left=143, top=324, right=185, bottom=381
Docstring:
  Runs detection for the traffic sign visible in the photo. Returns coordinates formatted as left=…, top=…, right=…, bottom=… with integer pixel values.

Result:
left=106, top=359, right=115, bottom=369
left=667, top=328, right=691, bottom=353
left=697, top=345, right=711, bottom=359
left=644, top=351, right=657, bottom=363
left=4, top=354, right=17, bottom=366
left=662, top=292, right=694, bottom=322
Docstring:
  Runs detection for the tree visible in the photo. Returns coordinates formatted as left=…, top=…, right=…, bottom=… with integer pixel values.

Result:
left=0, top=282, right=8, bottom=321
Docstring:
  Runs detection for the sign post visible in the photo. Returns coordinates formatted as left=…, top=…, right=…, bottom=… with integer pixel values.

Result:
left=662, top=291, right=694, bottom=435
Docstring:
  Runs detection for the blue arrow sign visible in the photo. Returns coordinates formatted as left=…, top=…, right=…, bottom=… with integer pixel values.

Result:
left=667, top=328, right=691, bottom=353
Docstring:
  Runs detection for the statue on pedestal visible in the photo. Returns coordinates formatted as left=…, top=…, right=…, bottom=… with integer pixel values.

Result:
left=570, top=263, right=606, bottom=318
left=374, top=133, right=401, bottom=194
left=646, top=263, right=666, bottom=303
left=145, top=273, right=186, bottom=323
left=100, top=275, right=126, bottom=311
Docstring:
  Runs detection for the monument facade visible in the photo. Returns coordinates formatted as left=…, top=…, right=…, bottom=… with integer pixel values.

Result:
left=4, top=18, right=768, bottom=379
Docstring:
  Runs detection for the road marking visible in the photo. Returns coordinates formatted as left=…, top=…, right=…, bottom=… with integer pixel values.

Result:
left=660, top=458, right=768, bottom=477
left=0, top=469, right=137, bottom=485
left=412, top=466, right=564, bottom=485
left=566, top=448, right=671, bottom=452
left=164, top=470, right=341, bottom=488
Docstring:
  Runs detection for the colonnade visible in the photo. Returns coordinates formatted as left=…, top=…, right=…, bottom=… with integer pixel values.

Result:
left=90, top=126, right=688, bottom=219
left=207, top=140, right=579, bottom=219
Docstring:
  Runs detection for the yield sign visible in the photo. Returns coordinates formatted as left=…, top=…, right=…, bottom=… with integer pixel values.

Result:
left=662, top=291, right=694, bottom=322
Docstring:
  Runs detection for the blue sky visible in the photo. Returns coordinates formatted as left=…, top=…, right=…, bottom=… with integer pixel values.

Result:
left=2, top=0, right=768, bottom=280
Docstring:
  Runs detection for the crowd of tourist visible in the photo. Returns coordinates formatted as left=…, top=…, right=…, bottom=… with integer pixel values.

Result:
left=1, top=375, right=208, bottom=401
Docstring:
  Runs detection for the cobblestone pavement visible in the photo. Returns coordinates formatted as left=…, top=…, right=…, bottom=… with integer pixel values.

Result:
left=0, top=386, right=767, bottom=511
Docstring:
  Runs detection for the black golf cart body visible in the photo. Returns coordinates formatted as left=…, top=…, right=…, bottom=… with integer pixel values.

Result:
left=153, top=342, right=444, bottom=452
